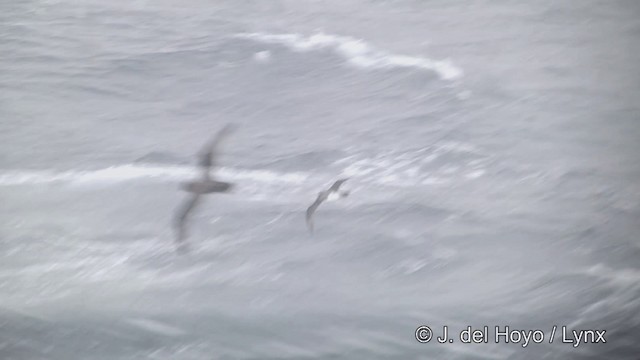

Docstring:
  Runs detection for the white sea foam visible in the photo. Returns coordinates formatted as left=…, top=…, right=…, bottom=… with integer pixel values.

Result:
left=234, top=32, right=463, bottom=80
left=0, top=143, right=486, bottom=190
left=337, top=145, right=487, bottom=187
left=0, top=165, right=308, bottom=186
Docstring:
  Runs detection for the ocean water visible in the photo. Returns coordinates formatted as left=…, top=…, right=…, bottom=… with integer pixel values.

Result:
left=1, top=1, right=639, bottom=359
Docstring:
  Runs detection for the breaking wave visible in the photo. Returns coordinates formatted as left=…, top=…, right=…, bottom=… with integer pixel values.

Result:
left=0, top=165, right=308, bottom=186
left=234, top=32, right=463, bottom=80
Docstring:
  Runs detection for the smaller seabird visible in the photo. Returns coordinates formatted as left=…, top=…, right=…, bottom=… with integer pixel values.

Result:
left=305, top=178, right=349, bottom=234
left=173, top=123, right=235, bottom=252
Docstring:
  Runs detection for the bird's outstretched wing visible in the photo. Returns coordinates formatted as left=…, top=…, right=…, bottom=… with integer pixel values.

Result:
left=328, top=178, right=349, bottom=192
left=173, top=194, right=203, bottom=248
left=197, top=123, right=235, bottom=180
left=305, top=193, right=326, bottom=235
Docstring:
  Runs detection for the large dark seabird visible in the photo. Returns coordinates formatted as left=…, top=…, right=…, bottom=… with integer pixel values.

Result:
left=173, top=123, right=235, bottom=251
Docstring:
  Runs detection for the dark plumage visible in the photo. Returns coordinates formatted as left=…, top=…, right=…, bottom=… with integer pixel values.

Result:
left=305, top=178, right=349, bottom=234
left=173, top=124, right=235, bottom=250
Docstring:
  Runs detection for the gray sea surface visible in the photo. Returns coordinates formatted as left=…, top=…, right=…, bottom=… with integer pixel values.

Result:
left=1, top=0, right=639, bottom=359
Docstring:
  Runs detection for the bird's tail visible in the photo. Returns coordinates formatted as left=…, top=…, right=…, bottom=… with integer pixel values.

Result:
left=305, top=212, right=314, bottom=235
left=173, top=220, right=187, bottom=247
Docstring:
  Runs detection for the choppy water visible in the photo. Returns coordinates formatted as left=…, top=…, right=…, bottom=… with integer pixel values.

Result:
left=1, top=1, right=639, bottom=359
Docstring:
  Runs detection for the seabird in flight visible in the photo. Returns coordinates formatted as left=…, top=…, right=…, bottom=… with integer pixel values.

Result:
left=305, top=178, right=349, bottom=234
left=173, top=123, right=235, bottom=251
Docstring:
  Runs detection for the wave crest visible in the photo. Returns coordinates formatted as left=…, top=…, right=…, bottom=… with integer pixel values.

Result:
left=234, top=32, right=463, bottom=80
left=0, top=165, right=308, bottom=186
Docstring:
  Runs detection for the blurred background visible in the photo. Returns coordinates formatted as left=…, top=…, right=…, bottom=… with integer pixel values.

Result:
left=1, top=0, right=639, bottom=359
